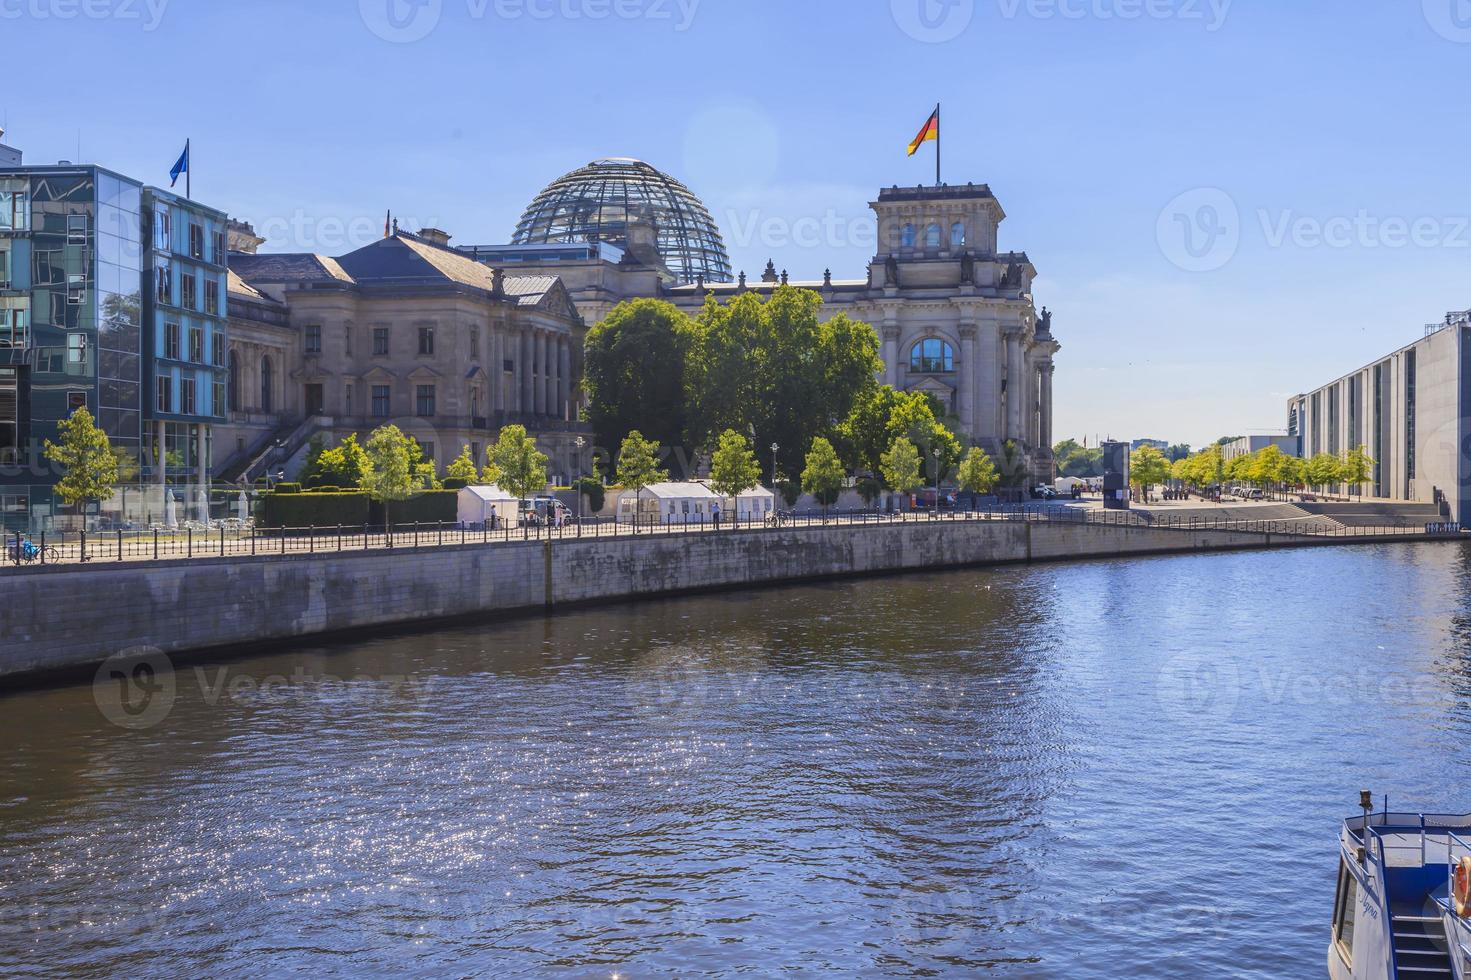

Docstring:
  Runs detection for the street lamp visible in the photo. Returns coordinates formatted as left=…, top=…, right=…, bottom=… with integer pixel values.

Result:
left=573, top=435, right=586, bottom=527
left=933, top=447, right=942, bottom=516
left=770, top=443, right=779, bottom=493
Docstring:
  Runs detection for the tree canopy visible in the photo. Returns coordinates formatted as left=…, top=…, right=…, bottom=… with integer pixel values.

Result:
left=582, top=298, right=692, bottom=474
left=43, top=406, right=118, bottom=509
left=615, top=430, right=667, bottom=492
left=1129, top=445, right=1171, bottom=488
left=488, top=425, right=549, bottom=500
left=801, top=437, right=845, bottom=509
left=956, top=446, right=999, bottom=496
left=707, top=429, right=761, bottom=500
left=881, top=437, right=923, bottom=495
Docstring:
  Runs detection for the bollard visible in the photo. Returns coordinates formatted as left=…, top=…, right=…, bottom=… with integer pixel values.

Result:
left=154, top=528, right=160, bottom=560
left=186, top=527, right=192, bottom=559
left=80, top=528, right=88, bottom=563
left=118, top=529, right=124, bottom=561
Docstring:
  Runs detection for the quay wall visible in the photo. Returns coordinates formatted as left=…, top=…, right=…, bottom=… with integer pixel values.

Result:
left=0, top=520, right=1407, bottom=681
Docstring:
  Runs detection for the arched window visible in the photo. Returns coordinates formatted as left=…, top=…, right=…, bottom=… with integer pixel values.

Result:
left=260, top=356, right=273, bottom=413
left=950, top=222, right=966, bottom=248
left=901, top=224, right=915, bottom=249
left=909, top=338, right=955, bottom=374
left=925, top=223, right=941, bottom=248
left=227, top=349, right=239, bottom=414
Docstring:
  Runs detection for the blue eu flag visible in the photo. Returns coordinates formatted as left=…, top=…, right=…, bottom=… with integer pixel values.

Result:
left=169, top=142, right=189, bottom=188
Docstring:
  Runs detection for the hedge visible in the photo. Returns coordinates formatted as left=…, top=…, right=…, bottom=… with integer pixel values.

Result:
left=259, top=491, right=370, bottom=528
left=275, top=482, right=302, bottom=494
left=370, top=490, right=457, bottom=525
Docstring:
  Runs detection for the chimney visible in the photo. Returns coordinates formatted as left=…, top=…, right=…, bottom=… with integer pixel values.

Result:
left=227, top=219, right=265, bottom=254
left=416, top=227, right=451, bottom=247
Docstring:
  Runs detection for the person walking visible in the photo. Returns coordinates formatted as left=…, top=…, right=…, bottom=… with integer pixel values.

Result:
left=712, top=500, right=722, bottom=529
left=489, top=504, right=498, bottom=532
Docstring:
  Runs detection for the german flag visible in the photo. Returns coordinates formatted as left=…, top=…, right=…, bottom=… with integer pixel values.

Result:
left=907, top=106, right=939, bottom=157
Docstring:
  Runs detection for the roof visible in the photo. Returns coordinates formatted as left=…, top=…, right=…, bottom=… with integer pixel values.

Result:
left=229, top=251, right=354, bottom=284
left=629, top=482, right=721, bottom=499
left=333, top=236, right=565, bottom=307
left=460, top=484, right=518, bottom=501
left=877, top=183, right=996, bottom=202
left=225, top=269, right=281, bottom=304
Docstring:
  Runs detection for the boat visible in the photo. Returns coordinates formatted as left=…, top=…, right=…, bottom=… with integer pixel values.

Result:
left=1330, top=793, right=1471, bottom=978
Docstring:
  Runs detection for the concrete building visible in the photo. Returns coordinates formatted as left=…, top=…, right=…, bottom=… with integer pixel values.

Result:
left=223, top=228, right=590, bottom=484
left=1289, top=311, right=1471, bottom=519
left=0, top=142, right=228, bottom=532
left=462, top=162, right=1062, bottom=481
left=1220, top=434, right=1300, bottom=461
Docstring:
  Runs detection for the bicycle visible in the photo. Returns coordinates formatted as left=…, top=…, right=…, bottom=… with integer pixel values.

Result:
left=7, top=543, right=61, bottom=565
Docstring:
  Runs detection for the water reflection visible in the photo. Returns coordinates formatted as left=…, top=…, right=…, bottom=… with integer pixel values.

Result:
left=2, top=542, right=1471, bottom=975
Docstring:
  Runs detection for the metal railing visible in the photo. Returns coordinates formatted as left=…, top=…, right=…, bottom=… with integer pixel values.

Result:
left=3, top=503, right=1458, bottom=570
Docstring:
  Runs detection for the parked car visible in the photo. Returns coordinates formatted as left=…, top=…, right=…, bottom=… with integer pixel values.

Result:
left=1246, top=489, right=1265, bottom=500
left=1031, top=485, right=1058, bottom=500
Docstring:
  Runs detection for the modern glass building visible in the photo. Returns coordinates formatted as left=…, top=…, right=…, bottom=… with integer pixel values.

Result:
left=511, top=158, right=731, bottom=285
left=0, top=148, right=227, bottom=532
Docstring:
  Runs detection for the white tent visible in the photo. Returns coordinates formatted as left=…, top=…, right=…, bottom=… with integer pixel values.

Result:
left=1055, top=477, right=1085, bottom=495
left=458, top=485, right=519, bottom=529
left=708, top=485, right=777, bottom=522
left=616, top=482, right=721, bottom=525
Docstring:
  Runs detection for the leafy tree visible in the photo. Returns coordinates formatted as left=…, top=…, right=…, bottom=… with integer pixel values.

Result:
left=707, top=429, right=761, bottom=502
left=489, top=424, right=549, bottom=500
left=308, top=433, right=372, bottom=489
left=584, top=299, right=693, bottom=474
left=881, top=437, right=923, bottom=508
left=1342, top=445, right=1375, bottom=499
left=801, top=437, right=846, bottom=513
left=1305, top=452, right=1343, bottom=492
left=956, top=446, right=999, bottom=502
left=885, top=390, right=962, bottom=483
left=1053, top=438, right=1104, bottom=479
left=855, top=477, right=882, bottom=507
left=839, top=385, right=905, bottom=474
left=573, top=477, right=605, bottom=513
left=410, top=439, right=440, bottom=490
left=43, top=406, right=119, bottom=515
left=363, top=425, right=419, bottom=529
left=1166, top=443, right=1192, bottom=463
left=1129, top=445, right=1171, bottom=495
left=1247, top=444, right=1289, bottom=496
left=1281, top=455, right=1306, bottom=492
left=615, top=430, right=667, bottom=528
left=445, top=444, right=481, bottom=484
left=997, top=439, right=1030, bottom=490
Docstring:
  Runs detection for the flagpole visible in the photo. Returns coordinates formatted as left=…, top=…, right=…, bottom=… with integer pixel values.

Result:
left=935, top=103, right=941, bottom=186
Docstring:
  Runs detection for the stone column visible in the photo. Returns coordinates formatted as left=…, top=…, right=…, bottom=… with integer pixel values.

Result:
left=1041, top=363, right=1054, bottom=449
left=974, top=319, right=1001, bottom=447
left=882, top=324, right=900, bottom=388
left=532, top=332, right=546, bottom=416
left=958, top=323, right=977, bottom=439
left=558, top=338, right=571, bottom=421
left=520, top=329, right=533, bottom=414
left=1005, top=330, right=1024, bottom=441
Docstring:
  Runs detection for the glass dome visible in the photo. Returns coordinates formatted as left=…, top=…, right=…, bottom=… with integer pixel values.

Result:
left=513, top=158, right=732, bottom=284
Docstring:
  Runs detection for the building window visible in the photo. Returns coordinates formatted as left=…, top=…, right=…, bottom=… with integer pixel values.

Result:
left=67, top=390, right=87, bottom=414
left=67, top=332, right=87, bottom=364
left=305, top=323, right=322, bottom=354
left=212, top=230, right=225, bottom=264
left=0, top=308, right=27, bottom=348
left=470, top=325, right=480, bottom=359
left=213, top=381, right=226, bottom=418
left=212, top=332, right=225, bottom=368
left=372, top=384, right=391, bottom=417
left=925, top=223, right=941, bottom=248
left=0, top=189, right=29, bottom=232
left=181, top=272, right=197, bottom=310
left=189, top=327, right=204, bottom=363
left=181, top=377, right=196, bottom=415
left=67, top=213, right=87, bottom=245
left=1332, top=860, right=1358, bottom=969
left=154, top=207, right=171, bottom=251
left=373, top=326, right=389, bottom=356
left=260, top=356, right=274, bottom=413
left=416, top=384, right=436, bottom=417
left=0, top=369, right=17, bottom=464
left=228, top=349, right=239, bottom=410
left=901, top=224, right=915, bottom=249
left=950, top=222, right=965, bottom=248
left=418, top=326, right=434, bottom=356
left=343, top=325, right=353, bottom=356
left=188, top=224, right=204, bottom=259
left=305, top=383, right=324, bottom=415
left=345, top=383, right=354, bottom=416
left=156, top=376, right=172, bottom=413
left=166, top=322, right=181, bottom=360
left=0, top=245, right=9, bottom=287
left=156, top=264, right=172, bottom=303
left=205, top=279, right=219, bottom=316
left=910, top=337, right=955, bottom=373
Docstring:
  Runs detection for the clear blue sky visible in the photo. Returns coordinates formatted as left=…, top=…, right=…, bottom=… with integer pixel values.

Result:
left=6, top=0, right=1471, bottom=448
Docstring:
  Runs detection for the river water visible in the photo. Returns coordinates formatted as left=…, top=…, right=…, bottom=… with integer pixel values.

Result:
left=3, top=542, right=1471, bottom=977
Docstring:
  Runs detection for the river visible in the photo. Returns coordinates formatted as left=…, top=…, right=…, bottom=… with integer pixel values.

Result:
left=3, top=541, right=1470, bottom=977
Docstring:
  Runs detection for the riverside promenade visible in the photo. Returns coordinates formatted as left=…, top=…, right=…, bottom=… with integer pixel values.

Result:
left=1, top=505, right=1461, bottom=684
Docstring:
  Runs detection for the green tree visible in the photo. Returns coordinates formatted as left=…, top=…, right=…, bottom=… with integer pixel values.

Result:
left=1281, top=455, right=1306, bottom=493
left=997, top=439, right=1030, bottom=490
left=1129, top=445, right=1171, bottom=497
left=488, top=425, right=549, bottom=500
left=43, top=406, right=119, bottom=516
left=801, top=436, right=846, bottom=513
left=311, top=433, right=371, bottom=488
left=410, top=439, right=440, bottom=490
left=707, top=429, right=761, bottom=506
left=616, top=430, right=667, bottom=529
left=1247, top=444, right=1289, bottom=497
left=884, top=390, right=962, bottom=483
left=881, top=436, right=923, bottom=509
left=1342, top=445, right=1375, bottom=499
left=839, top=385, right=904, bottom=474
left=956, top=446, right=999, bottom=503
left=1305, top=452, right=1343, bottom=493
left=363, top=424, right=419, bottom=529
left=445, top=444, right=481, bottom=484
left=583, top=299, right=693, bottom=473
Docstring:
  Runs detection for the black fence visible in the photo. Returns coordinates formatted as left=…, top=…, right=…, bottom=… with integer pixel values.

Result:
left=3, top=504, right=1458, bottom=570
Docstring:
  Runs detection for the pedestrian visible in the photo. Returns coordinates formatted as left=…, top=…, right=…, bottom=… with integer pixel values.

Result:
left=489, top=504, right=497, bottom=531
left=712, top=500, right=722, bottom=529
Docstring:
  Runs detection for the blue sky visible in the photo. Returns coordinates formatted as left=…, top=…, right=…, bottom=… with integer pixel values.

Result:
left=6, top=0, right=1471, bottom=448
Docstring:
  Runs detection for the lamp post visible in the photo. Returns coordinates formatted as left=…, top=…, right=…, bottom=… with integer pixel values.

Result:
left=933, top=447, right=942, bottom=516
left=573, top=435, right=585, bottom=527
left=770, top=443, right=779, bottom=493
